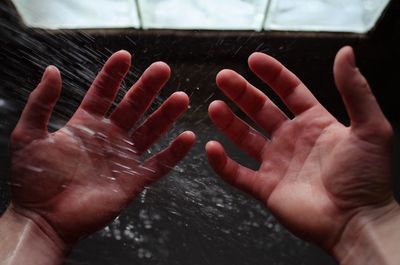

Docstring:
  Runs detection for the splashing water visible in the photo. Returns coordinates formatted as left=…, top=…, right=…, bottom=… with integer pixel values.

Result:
left=0, top=3, right=335, bottom=265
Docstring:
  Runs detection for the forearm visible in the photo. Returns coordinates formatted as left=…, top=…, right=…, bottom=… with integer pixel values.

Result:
left=0, top=205, right=68, bottom=265
left=333, top=200, right=400, bottom=265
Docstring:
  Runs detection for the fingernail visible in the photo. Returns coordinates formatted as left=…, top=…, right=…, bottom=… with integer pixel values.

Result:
left=347, top=46, right=357, bottom=68
left=41, top=66, right=51, bottom=81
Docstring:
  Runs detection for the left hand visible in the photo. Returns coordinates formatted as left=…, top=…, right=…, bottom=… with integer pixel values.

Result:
left=10, top=50, right=195, bottom=247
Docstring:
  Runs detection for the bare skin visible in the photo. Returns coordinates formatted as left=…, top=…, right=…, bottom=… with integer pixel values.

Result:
left=1, top=46, right=399, bottom=265
left=0, top=50, right=195, bottom=264
left=206, top=46, right=400, bottom=263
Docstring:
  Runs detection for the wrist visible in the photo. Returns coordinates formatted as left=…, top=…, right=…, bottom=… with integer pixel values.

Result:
left=0, top=204, right=70, bottom=265
left=333, top=199, right=400, bottom=265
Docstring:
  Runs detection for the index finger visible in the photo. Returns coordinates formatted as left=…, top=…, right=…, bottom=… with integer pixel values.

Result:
left=78, top=50, right=131, bottom=116
left=110, top=62, right=171, bottom=131
left=248, top=52, right=322, bottom=115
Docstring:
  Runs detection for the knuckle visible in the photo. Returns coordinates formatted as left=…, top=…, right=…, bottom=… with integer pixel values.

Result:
left=11, top=128, right=24, bottom=142
left=359, top=119, right=393, bottom=144
left=377, top=120, right=393, bottom=140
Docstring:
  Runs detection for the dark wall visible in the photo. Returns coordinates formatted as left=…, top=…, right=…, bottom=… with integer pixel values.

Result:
left=1, top=1, right=400, bottom=265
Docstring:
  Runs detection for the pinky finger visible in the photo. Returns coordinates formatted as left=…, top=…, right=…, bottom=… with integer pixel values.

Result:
left=205, top=141, right=259, bottom=198
left=139, top=131, right=196, bottom=186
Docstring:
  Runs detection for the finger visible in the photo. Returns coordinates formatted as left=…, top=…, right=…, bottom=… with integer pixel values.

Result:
left=12, top=66, right=62, bottom=143
left=208, top=100, right=268, bottom=162
left=216, top=69, right=288, bottom=135
left=248, top=52, right=321, bottom=115
left=131, top=92, right=189, bottom=154
left=138, top=131, right=196, bottom=186
left=205, top=141, right=259, bottom=198
left=334, top=46, right=387, bottom=128
left=110, top=62, right=171, bottom=131
left=78, top=50, right=131, bottom=116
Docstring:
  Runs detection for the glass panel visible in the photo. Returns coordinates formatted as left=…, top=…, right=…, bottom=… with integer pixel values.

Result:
left=11, top=0, right=140, bottom=29
left=362, top=0, right=391, bottom=32
left=138, top=0, right=270, bottom=30
left=264, top=0, right=390, bottom=33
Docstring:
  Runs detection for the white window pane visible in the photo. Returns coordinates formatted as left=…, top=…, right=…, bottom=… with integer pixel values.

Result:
left=264, top=0, right=390, bottom=33
left=138, top=0, right=269, bottom=30
left=362, top=0, right=391, bottom=32
left=12, top=0, right=140, bottom=29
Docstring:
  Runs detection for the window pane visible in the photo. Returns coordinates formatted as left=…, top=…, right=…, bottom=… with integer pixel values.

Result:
left=362, top=0, right=391, bottom=32
left=11, top=0, right=140, bottom=29
left=264, top=0, right=390, bottom=33
left=138, top=0, right=269, bottom=30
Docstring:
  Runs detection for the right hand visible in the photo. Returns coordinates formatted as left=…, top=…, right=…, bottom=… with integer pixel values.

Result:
left=206, top=46, right=397, bottom=252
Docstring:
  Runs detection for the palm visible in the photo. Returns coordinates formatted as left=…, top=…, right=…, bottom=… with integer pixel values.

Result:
left=10, top=51, right=195, bottom=243
left=206, top=47, right=393, bottom=248
left=263, top=108, right=391, bottom=244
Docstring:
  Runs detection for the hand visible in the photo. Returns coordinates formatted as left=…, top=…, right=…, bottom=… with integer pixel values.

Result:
left=206, top=46, right=396, bottom=252
left=9, top=51, right=195, bottom=247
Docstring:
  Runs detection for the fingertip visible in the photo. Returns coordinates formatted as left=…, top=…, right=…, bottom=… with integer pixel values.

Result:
left=248, top=52, right=271, bottom=71
left=216, top=69, right=243, bottom=90
left=46, top=65, right=60, bottom=74
left=171, top=91, right=189, bottom=107
left=205, top=140, right=223, bottom=153
left=104, top=50, right=132, bottom=76
left=142, top=62, right=171, bottom=88
left=163, top=92, right=189, bottom=120
left=208, top=100, right=224, bottom=113
left=205, top=140, right=216, bottom=150
left=115, top=50, right=132, bottom=61
left=117, top=49, right=131, bottom=55
left=334, top=46, right=360, bottom=92
left=205, top=141, right=226, bottom=168
left=338, top=46, right=354, bottom=57
left=216, top=69, right=235, bottom=86
left=216, top=69, right=233, bottom=78
left=248, top=52, right=266, bottom=65
left=208, top=100, right=230, bottom=123
left=40, top=66, right=62, bottom=94
left=174, top=131, right=196, bottom=146
left=181, top=130, right=196, bottom=143
left=335, top=46, right=356, bottom=71
left=42, top=65, right=60, bottom=80
left=208, top=100, right=216, bottom=111
left=172, top=131, right=196, bottom=155
left=215, top=69, right=227, bottom=85
left=150, top=61, right=171, bottom=78
left=346, top=47, right=356, bottom=68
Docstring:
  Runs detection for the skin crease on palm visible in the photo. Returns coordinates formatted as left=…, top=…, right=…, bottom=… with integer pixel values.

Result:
left=206, top=46, right=395, bottom=252
left=9, top=50, right=195, bottom=247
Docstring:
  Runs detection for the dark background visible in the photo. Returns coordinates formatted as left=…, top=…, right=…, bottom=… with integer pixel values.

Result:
left=1, top=1, right=400, bottom=264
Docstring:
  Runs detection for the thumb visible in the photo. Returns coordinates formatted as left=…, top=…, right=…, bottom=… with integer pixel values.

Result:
left=334, top=46, right=388, bottom=133
left=12, top=66, right=62, bottom=145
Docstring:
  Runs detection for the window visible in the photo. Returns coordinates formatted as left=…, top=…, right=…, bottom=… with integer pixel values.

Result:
left=11, top=0, right=140, bottom=29
left=12, top=0, right=391, bottom=33
left=138, top=0, right=269, bottom=30
left=264, top=0, right=391, bottom=33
